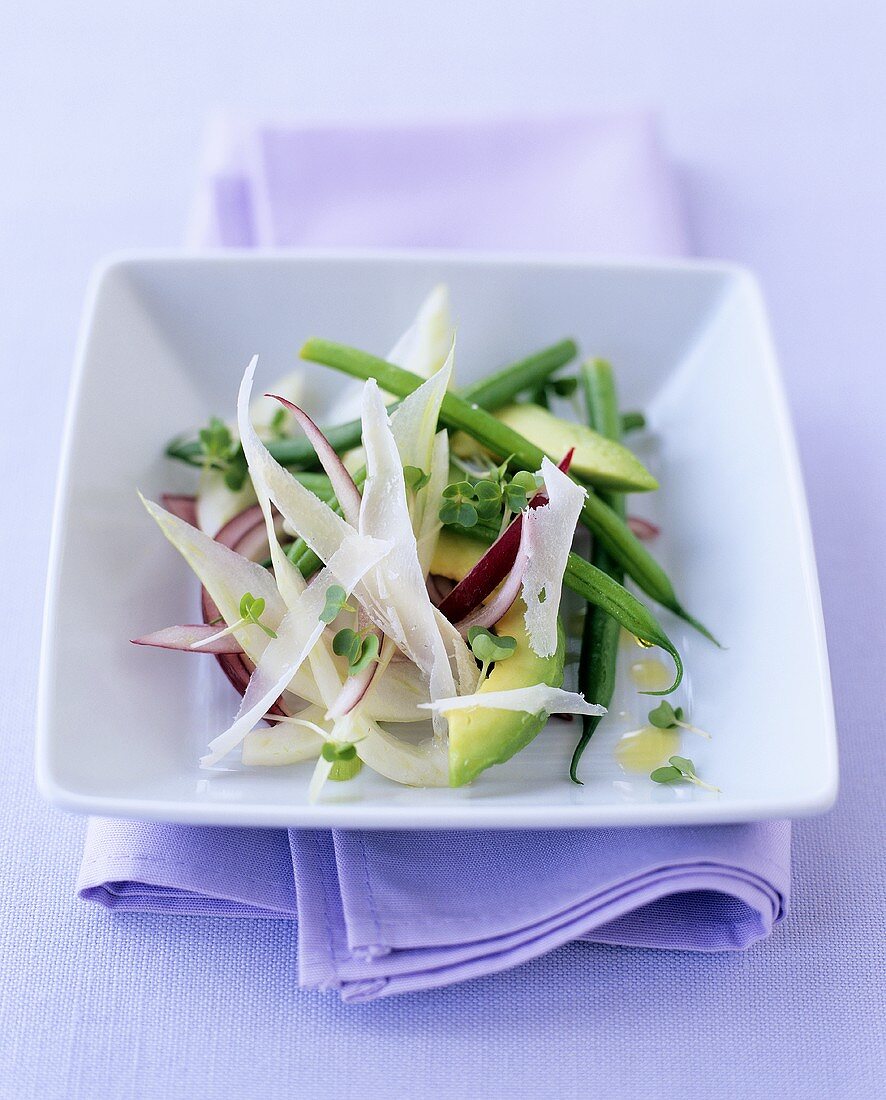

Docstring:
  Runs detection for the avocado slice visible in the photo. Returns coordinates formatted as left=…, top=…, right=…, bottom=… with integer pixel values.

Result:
left=430, top=527, right=486, bottom=583
left=447, top=598, right=565, bottom=787
left=452, top=402, right=657, bottom=492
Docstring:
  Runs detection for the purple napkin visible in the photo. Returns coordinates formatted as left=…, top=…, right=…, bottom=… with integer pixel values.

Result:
left=79, top=115, right=790, bottom=1001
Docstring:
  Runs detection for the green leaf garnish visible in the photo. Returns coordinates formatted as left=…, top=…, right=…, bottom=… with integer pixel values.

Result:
left=472, top=479, right=502, bottom=519
left=403, top=465, right=431, bottom=493
left=650, top=756, right=720, bottom=793
left=198, top=416, right=232, bottom=459
left=238, top=592, right=277, bottom=638
left=443, top=481, right=474, bottom=498
left=349, top=631, right=380, bottom=675
left=504, top=470, right=541, bottom=513
left=648, top=701, right=684, bottom=729
left=332, top=627, right=380, bottom=677
left=669, top=755, right=697, bottom=776
left=650, top=765, right=683, bottom=783
left=440, top=499, right=479, bottom=527
left=319, top=584, right=354, bottom=624
left=440, top=481, right=481, bottom=528
left=191, top=590, right=278, bottom=650
left=321, top=740, right=358, bottom=763
left=332, top=627, right=361, bottom=664
left=467, top=626, right=518, bottom=679
left=647, top=702, right=711, bottom=739
left=222, top=448, right=249, bottom=491
left=196, top=416, right=249, bottom=490
left=329, top=755, right=363, bottom=782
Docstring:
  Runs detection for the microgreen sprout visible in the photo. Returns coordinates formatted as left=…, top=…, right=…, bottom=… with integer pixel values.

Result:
left=440, top=461, right=540, bottom=532
left=197, top=417, right=232, bottom=464
left=648, top=701, right=711, bottom=740
left=504, top=470, right=542, bottom=513
left=403, top=465, right=431, bottom=493
left=238, top=593, right=276, bottom=637
left=473, top=479, right=503, bottom=520
left=332, top=627, right=380, bottom=677
left=196, top=417, right=249, bottom=490
left=650, top=756, right=720, bottom=793
left=321, top=740, right=359, bottom=763
left=467, top=626, right=518, bottom=680
left=189, top=591, right=277, bottom=649
left=320, top=740, right=364, bottom=783
left=440, top=482, right=479, bottom=528
left=319, top=583, right=356, bottom=624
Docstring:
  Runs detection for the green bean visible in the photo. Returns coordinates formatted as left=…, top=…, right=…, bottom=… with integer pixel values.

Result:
left=442, top=519, right=681, bottom=690
left=571, top=359, right=626, bottom=783
left=300, top=337, right=715, bottom=644
left=462, top=339, right=577, bottom=409
left=290, top=471, right=333, bottom=496
left=286, top=466, right=368, bottom=575
left=166, top=339, right=577, bottom=471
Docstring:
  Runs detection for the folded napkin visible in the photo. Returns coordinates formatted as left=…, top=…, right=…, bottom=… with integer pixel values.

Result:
left=79, top=115, right=790, bottom=1001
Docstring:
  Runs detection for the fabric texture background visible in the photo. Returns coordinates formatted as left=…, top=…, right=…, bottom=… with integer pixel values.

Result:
left=78, top=115, right=792, bottom=1001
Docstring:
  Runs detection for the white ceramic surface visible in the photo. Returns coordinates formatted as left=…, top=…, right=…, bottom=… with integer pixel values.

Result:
left=36, top=251, right=837, bottom=828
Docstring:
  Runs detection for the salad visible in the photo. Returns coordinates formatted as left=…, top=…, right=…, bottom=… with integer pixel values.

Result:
left=136, top=286, right=714, bottom=800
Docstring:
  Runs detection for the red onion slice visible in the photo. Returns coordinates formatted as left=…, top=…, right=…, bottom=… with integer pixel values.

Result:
left=456, top=532, right=530, bottom=634
left=266, top=394, right=362, bottom=527
left=213, top=503, right=265, bottom=549
left=200, top=507, right=290, bottom=716
left=132, top=624, right=243, bottom=654
left=627, top=515, right=660, bottom=541
left=438, top=449, right=574, bottom=624
left=160, top=494, right=198, bottom=527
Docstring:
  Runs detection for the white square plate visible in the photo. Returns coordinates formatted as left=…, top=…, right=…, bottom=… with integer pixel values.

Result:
left=36, top=251, right=837, bottom=828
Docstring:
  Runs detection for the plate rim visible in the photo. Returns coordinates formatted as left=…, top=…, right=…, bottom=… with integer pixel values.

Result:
left=35, top=248, right=838, bottom=828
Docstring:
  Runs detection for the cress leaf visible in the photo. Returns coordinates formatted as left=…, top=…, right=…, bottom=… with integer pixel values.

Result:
left=442, top=481, right=474, bottom=500
left=467, top=626, right=518, bottom=666
left=246, top=596, right=266, bottom=621
left=320, top=584, right=349, bottom=624
left=650, top=765, right=683, bottom=784
left=332, top=627, right=362, bottom=665
left=648, top=701, right=678, bottom=729
left=223, top=449, right=249, bottom=491
left=505, top=470, right=540, bottom=512
left=403, top=465, right=431, bottom=492
left=348, top=632, right=380, bottom=676
left=321, top=741, right=358, bottom=763
left=669, top=755, right=697, bottom=778
left=440, top=500, right=479, bottom=528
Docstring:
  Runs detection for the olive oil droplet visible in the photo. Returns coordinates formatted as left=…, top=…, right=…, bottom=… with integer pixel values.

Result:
left=629, top=658, right=672, bottom=692
left=614, top=725, right=680, bottom=774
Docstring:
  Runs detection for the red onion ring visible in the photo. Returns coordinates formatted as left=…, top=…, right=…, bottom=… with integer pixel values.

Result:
left=627, top=515, right=660, bottom=541
left=160, top=493, right=198, bottom=527
left=200, top=504, right=290, bottom=716
left=438, top=449, right=574, bottom=624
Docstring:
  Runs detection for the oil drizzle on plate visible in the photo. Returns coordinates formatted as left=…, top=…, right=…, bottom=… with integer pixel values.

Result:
left=628, top=657, right=673, bottom=692
left=614, top=725, right=680, bottom=774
